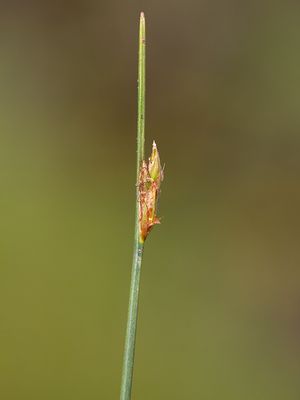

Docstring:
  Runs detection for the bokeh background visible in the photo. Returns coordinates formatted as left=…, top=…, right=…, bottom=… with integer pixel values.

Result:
left=1, top=1, right=300, bottom=399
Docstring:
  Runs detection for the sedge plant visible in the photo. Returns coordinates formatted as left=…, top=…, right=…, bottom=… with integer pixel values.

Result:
left=120, top=12, right=164, bottom=400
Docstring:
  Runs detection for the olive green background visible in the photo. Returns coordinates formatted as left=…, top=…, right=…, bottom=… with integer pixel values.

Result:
left=0, top=1, right=299, bottom=399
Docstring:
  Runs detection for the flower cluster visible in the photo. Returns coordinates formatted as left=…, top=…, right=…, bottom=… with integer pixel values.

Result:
left=138, top=141, right=163, bottom=242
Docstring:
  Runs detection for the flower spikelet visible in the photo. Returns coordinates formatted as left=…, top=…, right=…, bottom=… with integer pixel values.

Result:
left=138, top=141, right=163, bottom=242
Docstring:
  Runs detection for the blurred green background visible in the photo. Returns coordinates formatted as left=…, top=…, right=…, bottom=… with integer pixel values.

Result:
left=0, top=1, right=300, bottom=399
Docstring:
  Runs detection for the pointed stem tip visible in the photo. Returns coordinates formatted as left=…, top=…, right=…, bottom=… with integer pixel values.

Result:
left=140, top=11, right=145, bottom=19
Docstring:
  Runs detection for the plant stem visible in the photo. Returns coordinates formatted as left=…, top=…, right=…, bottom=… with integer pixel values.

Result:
left=120, top=241, right=143, bottom=400
left=120, top=12, right=146, bottom=400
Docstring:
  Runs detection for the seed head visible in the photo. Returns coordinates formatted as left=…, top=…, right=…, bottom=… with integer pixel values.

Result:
left=138, top=141, right=163, bottom=242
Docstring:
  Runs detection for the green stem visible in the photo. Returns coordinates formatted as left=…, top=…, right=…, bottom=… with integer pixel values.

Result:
left=120, top=12, right=146, bottom=400
left=120, top=241, right=144, bottom=400
left=136, top=11, right=145, bottom=171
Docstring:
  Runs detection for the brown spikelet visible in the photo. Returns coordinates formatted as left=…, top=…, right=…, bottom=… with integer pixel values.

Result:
left=138, top=142, right=163, bottom=242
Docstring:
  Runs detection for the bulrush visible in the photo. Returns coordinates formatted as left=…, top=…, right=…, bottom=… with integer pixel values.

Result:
left=120, top=13, right=164, bottom=400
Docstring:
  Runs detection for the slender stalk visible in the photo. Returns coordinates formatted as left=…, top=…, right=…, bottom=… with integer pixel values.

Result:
left=136, top=12, right=145, bottom=168
left=120, top=12, right=146, bottom=400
